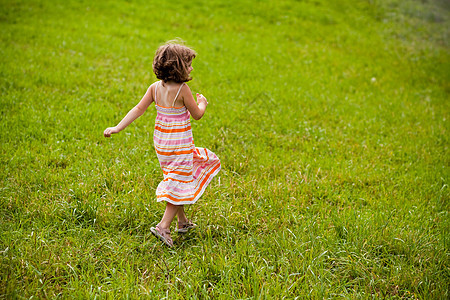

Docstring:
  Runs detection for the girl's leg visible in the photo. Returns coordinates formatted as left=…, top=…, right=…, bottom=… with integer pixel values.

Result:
left=176, top=205, right=197, bottom=233
left=177, top=205, right=188, bottom=224
left=158, top=202, right=180, bottom=230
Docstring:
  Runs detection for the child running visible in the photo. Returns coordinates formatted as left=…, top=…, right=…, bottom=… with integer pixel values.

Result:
left=103, top=41, right=221, bottom=247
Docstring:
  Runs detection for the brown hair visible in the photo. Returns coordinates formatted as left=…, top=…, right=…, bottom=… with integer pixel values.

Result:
left=152, top=41, right=196, bottom=83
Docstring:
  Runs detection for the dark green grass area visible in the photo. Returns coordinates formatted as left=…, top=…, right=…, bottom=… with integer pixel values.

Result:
left=1, top=0, right=449, bottom=298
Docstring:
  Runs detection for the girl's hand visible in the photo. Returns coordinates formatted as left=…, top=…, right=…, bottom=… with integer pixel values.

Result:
left=196, top=93, right=208, bottom=106
left=104, top=127, right=119, bottom=138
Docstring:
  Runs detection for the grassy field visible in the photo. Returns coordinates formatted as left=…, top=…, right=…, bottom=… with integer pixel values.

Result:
left=1, top=0, right=449, bottom=298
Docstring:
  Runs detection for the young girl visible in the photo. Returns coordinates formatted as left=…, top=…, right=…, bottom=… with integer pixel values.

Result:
left=103, top=41, right=221, bottom=247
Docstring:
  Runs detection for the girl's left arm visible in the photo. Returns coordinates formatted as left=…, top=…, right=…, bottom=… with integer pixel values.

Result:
left=183, top=85, right=208, bottom=120
left=104, top=84, right=155, bottom=137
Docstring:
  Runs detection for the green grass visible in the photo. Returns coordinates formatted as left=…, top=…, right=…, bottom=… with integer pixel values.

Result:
left=1, top=0, right=449, bottom=298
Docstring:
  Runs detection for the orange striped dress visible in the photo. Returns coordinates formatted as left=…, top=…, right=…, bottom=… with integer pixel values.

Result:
left=153, top=82, right=221, bottom=205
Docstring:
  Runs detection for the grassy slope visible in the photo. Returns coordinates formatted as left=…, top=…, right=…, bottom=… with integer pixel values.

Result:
left=0, top=0, right=448, bottom=298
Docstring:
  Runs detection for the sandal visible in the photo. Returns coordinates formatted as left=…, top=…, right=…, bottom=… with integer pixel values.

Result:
left=150, top=225, right=173, bottom=247
left=177, top=220, right=197, bottom=233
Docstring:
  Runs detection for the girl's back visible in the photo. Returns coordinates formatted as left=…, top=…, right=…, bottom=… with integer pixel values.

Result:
left=155, top=81, right=186, bottom=108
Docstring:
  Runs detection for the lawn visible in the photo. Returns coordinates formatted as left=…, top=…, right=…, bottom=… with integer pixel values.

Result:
left=0, top=0, right=449, bottom=298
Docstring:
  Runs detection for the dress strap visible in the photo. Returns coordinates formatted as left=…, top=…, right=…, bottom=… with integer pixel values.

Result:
left=171, top=83, right=185, bottom=107
left=154, top=81, right=159, bottom=105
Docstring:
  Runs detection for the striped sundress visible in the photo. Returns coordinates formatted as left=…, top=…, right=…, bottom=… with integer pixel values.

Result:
left=153, top=81, right=221, bottom=205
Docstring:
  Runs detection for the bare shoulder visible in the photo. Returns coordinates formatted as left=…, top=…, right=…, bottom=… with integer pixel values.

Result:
left=149, top=81, right=159, bottom=92
left=180, top=83, right=193, bottom=99
left=146, top=81, right=160, bottom=99
left=182, top=82, right=192, bottom=92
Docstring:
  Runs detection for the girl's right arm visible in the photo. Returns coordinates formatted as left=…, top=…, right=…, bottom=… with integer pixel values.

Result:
left=104, top=84, right=155, bottom=137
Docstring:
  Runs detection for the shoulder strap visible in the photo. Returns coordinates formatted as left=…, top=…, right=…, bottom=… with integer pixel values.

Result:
left=171, top=83, right=185, bottom=107
left=154, top=81, right=159, bottom=104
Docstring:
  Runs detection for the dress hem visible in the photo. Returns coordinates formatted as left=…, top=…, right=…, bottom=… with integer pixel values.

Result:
left=156, top=163, right=221, bottom=206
